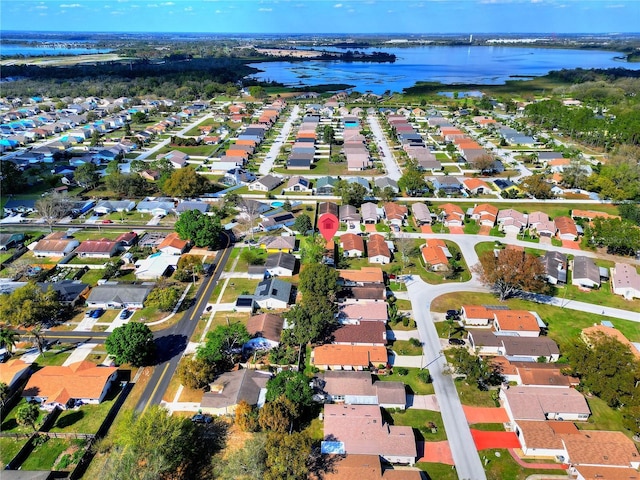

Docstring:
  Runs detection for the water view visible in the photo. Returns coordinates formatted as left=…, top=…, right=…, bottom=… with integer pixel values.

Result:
left=0, top=44, right=112, bottom=56
left=248, top=45, right=639, bottom=93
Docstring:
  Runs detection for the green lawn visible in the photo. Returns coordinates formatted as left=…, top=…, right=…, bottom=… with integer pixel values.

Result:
left=33, top=350, right=73, bottom=367
left=431, top=292, right=640, bottom=350
left=417, top=462, right=458, bottom=480
left=155, top=144, right=219, bottom=157
left=221, top=278, right=262, bottom=303
left=463, top=222, right=481, bottom=235
left=374, top=368, right=435, bottom=395
left=390, top=339, right=423, bottom=356
left=389, top=408, right=447, bottom=441
left=454, top=378, right=497, bottom=408
left=1, top=399, right=48, bottom=434
left=0, top=437, right=27, bottom=468
left=50, top=388, right=121, bottom=434
left=67, top=256, right=112, bottom=265
left=80, top=269, right=107, bottom=286
left=555, top=273, right=640, bottom=312
left=578, top=395, right=629, bottom=437
left=21, top=438, right=72, bottom=470
left=484, top=449, right=568, bottom=480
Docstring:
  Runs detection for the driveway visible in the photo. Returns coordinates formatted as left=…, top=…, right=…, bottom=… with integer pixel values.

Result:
left=367, top=114, right=401, bottom=181
left=407, top=394, right=440, bottom=411
left=259, top=105, right=299, bottom=175
left=416, top=441, right=455, bottom=465
left=62, top=342, right=98, bottom=366
left=449, top=226, right=465, bottom=235
left=478, top=225, right=492, bottom=236
left=463, top=406, right=510, bottom=424
left=561, top=239, right=582, bottom=250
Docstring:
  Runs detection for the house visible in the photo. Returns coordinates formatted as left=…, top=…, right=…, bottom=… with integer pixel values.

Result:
left=374, top=177, right=399, bottom=193
left=332, top=322, right=387, bottom=347
left=555, top=216, right=578, bottom=241
left=283, top=175, right=312, bottom=193
left=158, top=232, right=188, bottom=255
left=562, top=430, right=640, bottom=470
left=0, top=233, right=25, bottom=250
left=86, top=284, right=152, bottom=309
left=527, top=212, right=555, bottom=237
left=22, top=361, right=118, bottom=411
left=541, top=251, right=568, bottom=285
left=433, top=176, right=462, bottom=195
left=338, top=267, right=385, bottom=286
left=572, top=256, right=600, bottom=289
left=116, top=231, right=138, bottom=247
left=494, top=179, right=520, bottom=195
left=136, top=199, right=174, bottom=217
left=316, top=176, right=339, bottom=195
left=259, top=212, right=296, bottom=231
left=497, top=209, right=528, bottom=234
left=337, top=301, right=388, bottom=324
left=32, top=232, right=79, bottom=257
left=260, top=235, right=296, bottom=253
left=176, top=201, right=209, bottom=215
left=253, top=277, right=293, bottom=309
left=74, top=239, right=120, bottom=258
left=264, top=252, right=296, bottom=277
left=322, top=405, right=416, bottom=464
left=200, top=369, right=270, bottom=415
left=493, top=310, right=542, bottom=337
left=361, top=202, right=381, bottom=224
left=468, top=331, right=560, bottom=361
left=610, top=263, right=640, bottom=300
left=368, top=234, right=391, bottom=264
left=383, top=203, right=408, bottom=228
left=340, top=233, right=365, bottom=258
left=338, top=204, right=360, bottom=230
left=0, top=359, right=31, bottom=390
left=249, top=175, right=282, bottom=192
left=513, top=420, right=576, bottom=457
left=319, top=201, right=339, bottom=217
left=581, top=324, right=640, bottom=360
left=94, top=200, right=136, bottom=214
left=134, top=254, right=180, bottom=280
left=512, top=362, right=580, bottom=388
left=470, top=203, right=499, bottom=226
left=138, top=232, right=167, bottom=249
left=421, top=239, right=450, bottom=272
left=38, top=280, right=89, bottom=306
left=462, top=178, right=492, bottom=195
left=235, top=295, right=256, bottom=313
left=313, top=371, right=404, bottom=409
left=244, top=313, right=285, bottom=351
left=438, top=203, right=465, bottom=227
left=411, top=203, right=431, bottom=226
left=461, top=305, right=495, bottom=327
left=500, top=385, right=590, bottom=422
left=164, top=150, right=189, bottom=169
left=312, top=345, right=388, bottom=371
left=313, top=454, right=422, bottom=480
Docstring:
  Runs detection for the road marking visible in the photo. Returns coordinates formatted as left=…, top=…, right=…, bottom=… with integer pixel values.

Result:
left=191, top=238, right=232, bottom=320
left=142, top=362, right=170, bottom=413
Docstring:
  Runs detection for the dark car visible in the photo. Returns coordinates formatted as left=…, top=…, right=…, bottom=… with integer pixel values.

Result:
left=119, top=309, right=131, bottom=320
left=446, top=309, right=460, bottom=318
left=191, top=414, right=213, bottom=424
left=90, top=308, right=105, bottom=318
left=448, top=338, right=465, bottom=346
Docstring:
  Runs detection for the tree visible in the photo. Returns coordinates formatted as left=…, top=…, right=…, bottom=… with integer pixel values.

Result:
left=561, top=160, right=589, bottom=189
left=298, top=263, right=339, bottom=300
left=35, top=192, right=71, bottom=232
left=323, top=125, right=335, bottom=145
left=0, top=382, right=9, bottom=408
left=398, top=158, right=427, bottom=196
left=105, top=173, right=153, bottom=197
left=197, top=323, right=250, bottom=366
left=73, top=162, right=100, bottom=188
left=29, top=324, right=47, bottom=355
left=395, top=235, right=417, bottom=274
left=90, top=130, right=102, bottom=147
left=105, top=322, right=156, bottom=367
left=161, top=167, right=210, bottom=197
left=0, top=162, right=27, bottom=194
left=282, top=199, right=292, bottom=212
left=334, top=180, right=367, bottom=207
left=379, top=186, right=396, bottom=203
left=16, top=403, right=40, bottom=432
left=176, top=356, right=216, bottom=390
left=520, top=174, right=554, bottom=199
left=248, top=86, right=265, bottom=99
left=258, top=395, right=297, bottom=433
left=265, top=370, right=312, bottom=406
left=449, top=347, right=503, bottom=389
left=216, top=433, right=266, bottom=480
left=263, top=431, right=311, bottom=480
left=474, top=249, right=548, bottom=300
left=102, top=405, right=213, bottom=480
left=0, top=283, right=61, bottom=327
left=299, top=235, right=325, bottom=264
left=587, top=145, right=640, bottom=201
left=566, top=333, right=640, bottom=408
left=175, top=209, right=223, bottom=249
left=471, top=153, right=496, bottom=174
left=619, top=203, right=640, bottom=226
left=590, top=217, right=640, bottom=256
left=235, top=400, right=260, bottom=433
left=144, top=286, right=180, bottom=311
left=0, top=327, right=18, bottom=355
left=292, top=213, right=312, bottom=234
left=284, top=298, right=336, bottom=347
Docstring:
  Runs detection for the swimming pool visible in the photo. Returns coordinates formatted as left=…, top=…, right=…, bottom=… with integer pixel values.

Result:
left=271, top=201, right=284, bottom=208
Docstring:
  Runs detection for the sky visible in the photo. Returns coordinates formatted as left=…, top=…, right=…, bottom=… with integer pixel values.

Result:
left=1, top=0, right=638, bottom=35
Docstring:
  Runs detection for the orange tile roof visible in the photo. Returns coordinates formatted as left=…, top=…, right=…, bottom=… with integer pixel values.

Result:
left=338, top=267, right=384, bottom=284
left=0, top=359, right=30, bottom=386
left=462, top=305, right=495, bottom=319
left=581, top=325, right=640, bottom=360
left=341, top=233, right=365, bottom=253
left=247, top=313, right=284, bottom=342
left=473, top=203, right=499, bottom=218
left=573, top=466, right=640, bottom=480
left=494, top=310, right=540, bottom=333
left=225, top=149, right=249, bottom=158
left=515, top=420, right=569, bottom=450
left=548, top=158, right=570, bottom=166
left=463, top=178, right=491, bottom=191
left=554, top=216, right=578, bottom=236
left=439, top=203, right=465, bottom=219
left=158, top=232, right=188, bottom=251
left=22, top=361, right=117, bottom=406
left=367, top=234, right=391, bottom=259
left=563, top=430, right=640, bottom=467
left=312, top=345, right=388, bottom=368
left=421, top=245, right=448, bottom=266
left=383, top=202, right=408, bottom=221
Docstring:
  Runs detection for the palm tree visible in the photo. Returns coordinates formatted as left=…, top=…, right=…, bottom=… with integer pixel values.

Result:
left=0, top=327, right=18, bottom=356
left=29, top=325, right=46, bottom=355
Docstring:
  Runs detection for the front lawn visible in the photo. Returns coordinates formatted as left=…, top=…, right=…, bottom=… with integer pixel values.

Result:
left=21, top=438, right=72, bottom=470
left=50, top=388, right=121, bottom=434
left=1, top=399, right=48, bottom=434
left=0, top=437, right=26, bottom=468
left=389, top=408, right=447, bottom=442
left=221, top=278, right=262, bottom=303
left=390, top=339, right=423, bottom=356
left=453, top=378, right=497, bottom=408
left=417, top=462, right=458, bottom=480
left=374, top=367, right=434, bottom=395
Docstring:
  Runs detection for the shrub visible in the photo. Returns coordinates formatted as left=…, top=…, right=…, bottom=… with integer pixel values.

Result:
left=402, top=317, right=410, bottom=327
left=396, top=367, right=409, bottom=376
left=418, top=370, right=432, bottom=384
left=409, top=337, right=421, bottom=347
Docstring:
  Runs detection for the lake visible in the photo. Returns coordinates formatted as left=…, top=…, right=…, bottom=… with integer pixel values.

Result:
left=0, top=44, right=112, bottom=56
left=248, top=45, right=639, bottom=94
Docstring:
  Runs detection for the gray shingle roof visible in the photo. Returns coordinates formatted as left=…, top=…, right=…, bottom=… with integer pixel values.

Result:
left=254, top=278, right=292, bottom=304
left=86, top=284, right=152, bottom=305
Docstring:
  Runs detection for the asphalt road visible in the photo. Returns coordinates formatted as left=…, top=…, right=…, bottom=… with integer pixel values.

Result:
left=134, top=236, right=233, bottom=413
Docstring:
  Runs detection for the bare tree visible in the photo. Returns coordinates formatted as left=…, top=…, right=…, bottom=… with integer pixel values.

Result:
left=238, top=199, right=262, bottom=241
left=470, top=153, right=496, bottom=174
left=35, top=192, right=71, bottom=232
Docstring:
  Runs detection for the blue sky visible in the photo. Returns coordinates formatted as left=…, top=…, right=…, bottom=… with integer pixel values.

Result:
left=1, top=0, right=638, bottom=34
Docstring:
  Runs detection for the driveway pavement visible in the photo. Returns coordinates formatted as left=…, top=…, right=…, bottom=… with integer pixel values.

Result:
left=259, top=105, right=299, bottom=175
left=62, top=342, right=98, bottom=366
left=407, top=394, right=440, bottom=411
left=367, top=114, right=401, bottom=181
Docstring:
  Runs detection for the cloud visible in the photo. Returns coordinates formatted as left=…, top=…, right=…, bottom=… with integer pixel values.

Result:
left=111, top=10, right=124, bottom=15
left=59, top=3, right=81, bottom=7
left=258, top=7, right=272, bottom=11
left=35, top=4, right=48, bottom=9
left=334, top=3, right=343, bottom=7
left=605, top=3, right=625, bottom=7
left=184, top=5, right=193, bottom=10
left=160, top=1, right=174, bottom=5
left=215, top=9, right=222, bottom=13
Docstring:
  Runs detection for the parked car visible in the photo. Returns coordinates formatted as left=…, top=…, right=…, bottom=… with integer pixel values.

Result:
left=101, top=219, right=114, bottom=224
left=446, top=309, right=460, bottom=320
left=448, top=338, right=465, bottom=346
left=191, top=414, right=213, bottom=424
left=90, top=308, right=105, bottom=318
left=119, top=309, right=131, bottom=320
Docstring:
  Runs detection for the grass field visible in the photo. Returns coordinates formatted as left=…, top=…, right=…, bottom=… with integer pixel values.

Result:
left=0, top=437, right=26, bottom=468
left=1, top=398, right=48, bottom=434
left=374, top=368, right=435, bottom=395
left=20, top=438, right=72, bottom=470
left=50, top=388, right=121, bottom=434
left=389, top=408, right=447, bottom=442
left=220, top=278, right=261, bottom=303
left=417, top=462, right=459, bottom=480
left=391, top=339, right=423, bottom=356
